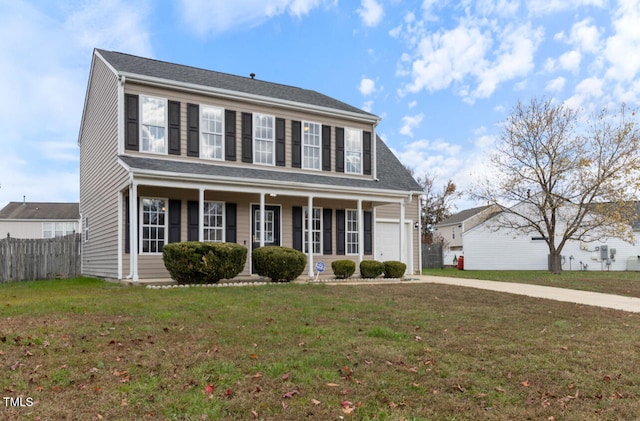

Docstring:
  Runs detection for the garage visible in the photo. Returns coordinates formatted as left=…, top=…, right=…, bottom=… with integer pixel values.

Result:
left=375, top=220, right=412, bottom=269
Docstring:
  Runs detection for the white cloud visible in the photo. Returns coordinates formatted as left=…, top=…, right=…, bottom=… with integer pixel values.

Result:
left=399, top=113, right=424, bottom=137
left=357, top=0, right=384, bottom=27
left=569, top=18, right=602, bottom=54
left=545, top=76, right=566, bottom=92
left=558, top=50, right=581, bottom=73
left=362, top=100, right=374, bottom=112
left=604, top=0, right=640, bottom=82
left=179, top=0, right=329, bottom=35
left=407, top=100, right=418, bottom=108
left=528, top=0, right=606, bottom=15
left=358, top=77, right=376, bottom=95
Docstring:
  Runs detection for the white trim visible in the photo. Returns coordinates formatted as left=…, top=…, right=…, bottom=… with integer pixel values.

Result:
left=198, top=188, right=205, bottom=242
left=119, top=72, right=381, bottom=125
left=253, top=113, right=275, bottom=166
left=200, top=104, right=225, bottom=161
left=117, top=75, right=125, bottom=155
left=129, top=182, right=139, bottom=281
left=117, top=193, right=122, bottom=280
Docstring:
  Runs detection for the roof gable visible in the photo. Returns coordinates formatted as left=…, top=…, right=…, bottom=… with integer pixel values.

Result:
left=96, top=49, right=376, bottom=119
left=0, top=202, right=80, bottom=220
left=436, top=205, right=496, bottom=227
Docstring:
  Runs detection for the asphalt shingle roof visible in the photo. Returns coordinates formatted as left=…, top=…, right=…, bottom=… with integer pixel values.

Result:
left=96, top=49, right=376, bottom=118
left=0, top=202, right=80, bottom=220
left=120, top=136, right=421, bottom=193
left=435, top=205, right=495, bottom=227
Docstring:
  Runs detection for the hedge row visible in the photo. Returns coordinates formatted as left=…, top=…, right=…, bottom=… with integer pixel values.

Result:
left=162, top=242, right=247, bottom=284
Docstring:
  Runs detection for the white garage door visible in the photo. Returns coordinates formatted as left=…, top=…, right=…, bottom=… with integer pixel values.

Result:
left=376, top=222, right=400, bottom=262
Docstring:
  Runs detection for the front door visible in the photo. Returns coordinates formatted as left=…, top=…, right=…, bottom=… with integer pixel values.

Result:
left=251, top=205, right=281, bottom=273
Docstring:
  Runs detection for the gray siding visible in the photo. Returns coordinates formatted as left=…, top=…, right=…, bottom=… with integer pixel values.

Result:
left=79, top=56, right=128, bottom=279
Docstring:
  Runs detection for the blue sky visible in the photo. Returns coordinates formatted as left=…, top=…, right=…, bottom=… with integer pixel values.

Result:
left=1, top=0, right=639, bottom=211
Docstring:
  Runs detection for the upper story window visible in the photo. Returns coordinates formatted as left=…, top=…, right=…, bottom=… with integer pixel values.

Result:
left=254, top=113, right=274, bottom=165
left=140, top=95, right=166, bottom=154
left=452, top=226, right=456, bottom=239
left=201, top=105, right=224, bottom=160
left=303, top=122, right=321, bottom=170
left=345, top=128, right=362, bottom=175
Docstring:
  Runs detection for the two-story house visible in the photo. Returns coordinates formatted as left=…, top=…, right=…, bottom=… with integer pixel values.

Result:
left=0, top=201, right=80, bottom=239
left=78, top=49, right=422, bottom=282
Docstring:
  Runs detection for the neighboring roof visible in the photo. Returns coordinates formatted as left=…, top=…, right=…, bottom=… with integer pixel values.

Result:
left=435, top=205, right=496, bottom=227
left=0, top=202, right=80, bottom=220
left=119, top=136, right=421, bottom=194
left=96, top=49, right=377, bottom=119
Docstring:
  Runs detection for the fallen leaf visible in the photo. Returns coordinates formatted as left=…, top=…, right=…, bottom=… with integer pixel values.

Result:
left=521, top=381, right=530, bottom=387
left=326, top=383, right=339, bottom=387
left=250, top=354, right=258, bottom=359
left=251, top=410, right=258, bottom=419
left=282, top=390, right=298, bottom=399
left=253, top=372, right=263, bottom=379
left=414, top=336, right=422, bottom=341
left=204, top=384, right=216, bottom=395
left=495, top=387, right=506, bottom=393
left=311, top=398, right=321, bottom=406
left=282, top=372, right=290, bottom=381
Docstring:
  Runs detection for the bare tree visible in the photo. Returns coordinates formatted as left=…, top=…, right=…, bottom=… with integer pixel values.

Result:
left=470, top=97, right=640, bottom=273
left=410, top=170, right=461, bottom=244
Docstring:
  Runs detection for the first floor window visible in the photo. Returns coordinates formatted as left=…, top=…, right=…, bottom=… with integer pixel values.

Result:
left=346, top=209, right=359, bottom=254
left=345, top=128, right=362, bottom=174
left=254, top=113, right=274, bottom=165
left=43, top=222, right=76, bottom=238
left=142, top=198, right=166, bottom=253
left=304, top=207, right=322, bottom=254
left=254, top=209, right=275, bottom=243
left=140, top=95, right=166, bottom=154
left=204, top=201, right=224, bottom=242
left=201, top=105, right=224, bottom=160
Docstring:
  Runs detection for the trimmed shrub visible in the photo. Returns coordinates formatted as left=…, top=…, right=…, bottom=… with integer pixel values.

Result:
left=383, top=260, right=407, bottom=278
left=252, top=246, right=306, bottom=282
left=360, top=260, right=385, bottom=278
left=331, top=260, right=356, bottom=279
left=162, top=242, right=247, bottom=284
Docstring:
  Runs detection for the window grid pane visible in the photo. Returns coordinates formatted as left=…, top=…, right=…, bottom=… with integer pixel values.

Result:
left=254, top=114, right=274, bottom=165
left=346, top=210, right=359, bottom=255
left=345, top=128, right=362, bottom=174
left=142, top=198, right=166, bottom=253
left=204, top=201, right=224, bottom=242
left=303, top=122, right=321, bottom=170
left=141, top=96, right=166, bottom=153
left=304, top=207, right=322, bottom=254
left=255, top=210, right=275, bottom=243
left=202, top=106, right=224, bottom=160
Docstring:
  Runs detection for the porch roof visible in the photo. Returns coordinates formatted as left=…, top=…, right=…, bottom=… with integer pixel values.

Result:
left=119, top=136, right=422, bottom=194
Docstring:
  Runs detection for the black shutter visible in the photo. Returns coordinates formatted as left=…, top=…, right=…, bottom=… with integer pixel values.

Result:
left=125, top=94, right=139, bottom=151
left=125, top=196, right=130, bottom=253
left=336, top=209, right=345, bottom=255
left=322, top=125, right=331, bottom=171
left=292, top=120, right=301, bottom=168
left=187, top=201, right=199, bottom=241
left=168, top=100, right=181, bottom=155
left=241, top=112, right=253, bottom=163
left=363, top=131, right=372, bottom=176
left=335, top=127, right=344, bottom=173
left=364, top=210, right=372, bottom=255
left=276, top=117, right=286, bottom=166
left=323, top=208, right=332, bottom=255
left=187, top=103, right=199, bottom=157
left=292, top=206, right=303, bottom=251
left=225, top=203, right=237, bottom=243
left=169, top=200, right=181, bottom=243
left=225, top=110, right=236, bottom=161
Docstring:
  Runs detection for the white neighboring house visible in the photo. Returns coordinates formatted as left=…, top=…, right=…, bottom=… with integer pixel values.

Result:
left=0, top=202, right=80, bottom=239
left=434, top=205, right=499, bottom=266
left=463, top=203, right=640, bottom=271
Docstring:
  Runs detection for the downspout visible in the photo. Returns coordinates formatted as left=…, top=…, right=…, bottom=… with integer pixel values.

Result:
left=372, top=120, right=379, bottom=181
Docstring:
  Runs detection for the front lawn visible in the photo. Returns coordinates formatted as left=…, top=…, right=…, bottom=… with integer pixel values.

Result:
left=423, top=268, right=640, bottom=298
left=2, top=277, right=640, bottom=419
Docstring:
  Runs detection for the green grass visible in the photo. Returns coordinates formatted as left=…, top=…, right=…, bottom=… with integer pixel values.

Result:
left=1, top=277, right=640, bottom=420
left=423, top=268, right=640, bottom=297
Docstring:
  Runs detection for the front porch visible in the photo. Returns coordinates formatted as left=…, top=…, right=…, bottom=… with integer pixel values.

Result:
left=118, top=177, right=415, bottom=282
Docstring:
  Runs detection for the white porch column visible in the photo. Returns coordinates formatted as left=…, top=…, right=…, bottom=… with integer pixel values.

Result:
left=399, top=200, right=406, bottom=266
left=307, top=195, right=314, bottom=277
left=357, top=199, right=364, bottom=270
left=259, top=192, right=265, bottom=248
left=198, top=188, right=205, bottom=241
left=117, top=192, right=123, bottom=280
left=129, top=182, right=139, bottom=282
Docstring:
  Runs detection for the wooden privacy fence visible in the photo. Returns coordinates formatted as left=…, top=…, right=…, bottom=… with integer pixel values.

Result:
left=0, top=233, right=81, bottom=282
left=422, top=244, right=443, bottom=269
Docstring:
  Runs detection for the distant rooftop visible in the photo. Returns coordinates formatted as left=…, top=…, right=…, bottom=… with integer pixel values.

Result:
left=435, top=205, right=496, bottom=227
left=0, top=202, right=80, bottom=220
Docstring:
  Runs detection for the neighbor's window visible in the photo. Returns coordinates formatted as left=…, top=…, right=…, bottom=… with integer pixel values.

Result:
left=43, top=222, right=76, bottom=238
left=304, top=207, right=322, bottom=254
left=346, top=209, right=359, bottom=255
left=201, top=105, right=224, bottom=160
left=345, top=128, right=362, bottom=174
left=452, top=226, right=456, bottom=239
left=254, top=113, right=274, bottom=165
left=141, top=198, right=166, bottom=253
left=140, top=95, right=166, bottom=154
left=303, top=122, right=321, bottom=170
left=203, top=201, right=224, bottom=242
